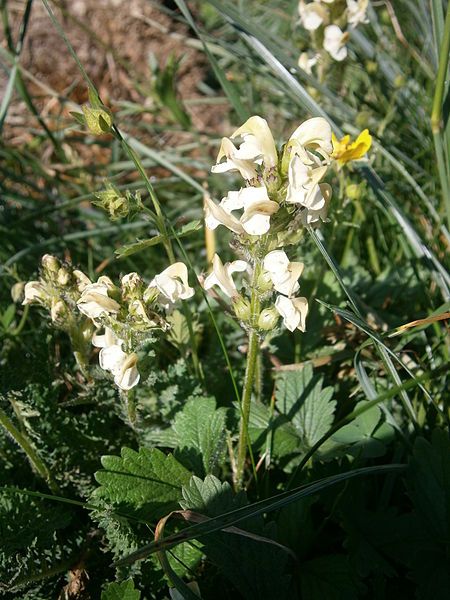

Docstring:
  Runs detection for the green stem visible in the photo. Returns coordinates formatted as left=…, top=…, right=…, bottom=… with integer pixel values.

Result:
left=235, top=330, right=259, bottom=488
left=0, top=405, right=60, bottom=494
left=431, top=0, right=450, bottom=229
left=235, top=261, right=262, bottom=488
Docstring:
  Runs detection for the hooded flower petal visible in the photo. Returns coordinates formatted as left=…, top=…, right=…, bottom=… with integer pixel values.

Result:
left=323, top=25, right=348, bottom=61
left=239, top=186, right=279, bottom=235
left=203, top=254, right=248, bottom=298
left=289, top=117, right=333, bottom=159
left=286, top=154, right=328, bottom=209
left=300, top=183, right=332, bottom=224
left=346, top=0, right=369, bottom=27
left=230, top=116, right=278, bottom=169
left=92, top=326, right=121, bottom=348
left=22, top=281, right=49, bottom=305
left=298, top=0, right=329, bottom=31
left=275, top=295, right=309, bottom=332
left=148, top=262, right=195, bottom=304
left=211, top=137, right=259, bottom=181
left=204, top=194, right=244, bottom=234
left=263, top=250, right=304, bottom=297
left=99, top=344, right=140, bottom=391
left=77, top=281, right=120, bottom=320
left=298, top=52, right=319, bottom=75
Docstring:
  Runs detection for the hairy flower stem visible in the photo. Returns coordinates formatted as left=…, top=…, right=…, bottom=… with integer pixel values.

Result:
left=235, top=261, right=262, bottom=488
left=0, top=406, right=60, bottom=494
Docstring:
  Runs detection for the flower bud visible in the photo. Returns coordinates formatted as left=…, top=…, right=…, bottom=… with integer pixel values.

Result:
left=121, top=272, right=144, bottom=300
left=22, top=281, right=48, bottom=305
left=73, top=270, right=91, bottom=292
left=50, top=298, right=68, bottom=324
left=346, top=184, right=362, bottom=201
left=57, top=267, right=71, bottom=287
left=232, top=296, right=251, bottom=321
left=93, top=185, right=129, bottom=221
left=82, top=105, right=112, bottom=135
left=258, top=307, right=279, bottom=331
left=257, top=270, right=273, bottom=293
left=11, top=282, right=25, bottom=303
left=41, top=254, right=60, bottom=274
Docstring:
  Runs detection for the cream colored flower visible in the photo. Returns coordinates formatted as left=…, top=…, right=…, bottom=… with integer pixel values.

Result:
left=147, top=262, right=194, bottom=305
left=203, top=254, right=249, bottom=298
left=73, top=270, right=91, bottom=292
left=211, top=137, right=259, bottom=181
left=263, top=250, right=304, bottom=297
left=299, top=183, right=332, bottom=225
left=287, top=155, right=327, bottom=203
left=50, top=299, right=67, bottom=324
left=346, top=0, right=369, bottom=27
left=77, top=277, right=120, bottom=320
left=298, top=1, right=329, bottom=31
left=323, top=25, right=348, bottom=61
left=92, top=326, right=121, bottom=349
left=275, top=295, right=309, bottom=332
left=205, top=186, right=279, bottom=236
left=99, top=344, right=140, bottom=391
left=288, top=117, right=333, bottom=164
left=230, top=116, right=278, bottom=170
left=22, top=281, right=49, bottom=305
left=298, top=52, right=319, bottom=75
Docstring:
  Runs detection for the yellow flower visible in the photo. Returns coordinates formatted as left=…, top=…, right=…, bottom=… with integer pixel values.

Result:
left=331, top=129, right=372, bottom=166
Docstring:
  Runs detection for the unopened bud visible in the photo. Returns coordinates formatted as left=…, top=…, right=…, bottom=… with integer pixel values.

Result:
left=51, top=298, right=68, bottom=324
left=258, top=307, right=279, bottom=331
left=121, top=272, right=144, bottom=299
left=82, top=105, right=112, bottom=135
left=257, top=270, right=273, bottom=293
left=233, top=296, right=251, bottom=321
left=57, top=267, right=71, bottom=287
left=11, top=282, right=25, bottom=303
left=346, top=184, right=362, bottom=201
left=22, top=281, right=48, bottom=305
left=73, top=270, right=91, bottom=292
left=41, top=254, right=60, bottom=274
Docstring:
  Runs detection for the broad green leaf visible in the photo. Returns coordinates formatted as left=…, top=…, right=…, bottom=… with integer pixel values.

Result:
left=330, top=401, right=394, bottom=458
left=93, top=447, right=191, bottom=519
left=101, top=579, right=141, bottom=600
left=173, top=397, right=228, bottom=476
left=275, top=365, right=336, bottom=449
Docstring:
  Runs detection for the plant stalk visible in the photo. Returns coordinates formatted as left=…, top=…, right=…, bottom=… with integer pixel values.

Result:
left=235, top=261, right=262, bottom=488
left=0, top=405, right=60, bottom=494
left=431, top=0, right=450, bottom=229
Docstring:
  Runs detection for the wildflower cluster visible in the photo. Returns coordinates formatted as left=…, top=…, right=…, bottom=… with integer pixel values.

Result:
left=298, top=0, right=369, bottom=70
left=22, top=257, right=194, bottom=391
left=204, top=115, right=334, bottom=333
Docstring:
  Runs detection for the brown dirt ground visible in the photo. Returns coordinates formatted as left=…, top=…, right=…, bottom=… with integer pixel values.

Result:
left=1, top=0, right=229, bottom=150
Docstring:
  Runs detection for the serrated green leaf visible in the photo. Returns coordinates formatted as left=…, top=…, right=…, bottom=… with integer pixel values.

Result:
left=93, top=447, right=191, bottom=519
left=275, top=365, right=336, bottom=449
left=173, top=397, right=227, bottom=476
left=101, top=579, right=141, bottom=600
